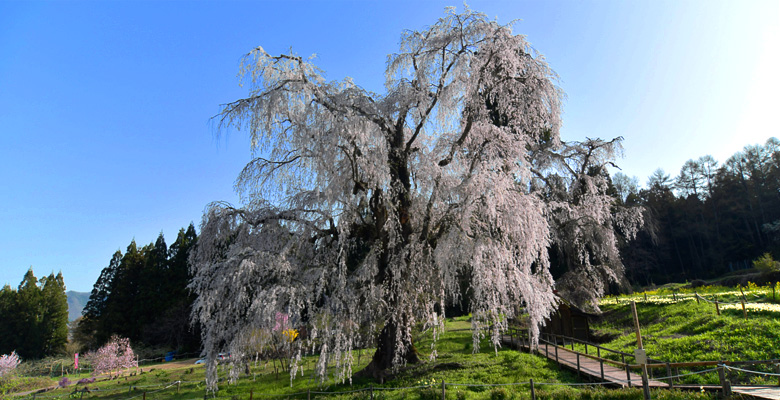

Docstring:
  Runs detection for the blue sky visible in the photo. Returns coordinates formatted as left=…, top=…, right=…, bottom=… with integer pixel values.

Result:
left=1, top=0, right=778, bottom=293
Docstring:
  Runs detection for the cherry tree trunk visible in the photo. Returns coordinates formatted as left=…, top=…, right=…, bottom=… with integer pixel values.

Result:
left=357, top=322, right=421, bottom=382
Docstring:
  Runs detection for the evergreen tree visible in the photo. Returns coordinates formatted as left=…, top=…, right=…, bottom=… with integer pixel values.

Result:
left=0, top=285, right=18, bottom=354
left=78, top=251, right=122, bottom=349
left=0, top=270, right=70, bottom=359
left=79, top=226, right=201, bottom=352
left=105, top=240, right=146, bottom=341
left=15, top=269, right=44, bottom=358
left=40, top=272, right=69, bottom=356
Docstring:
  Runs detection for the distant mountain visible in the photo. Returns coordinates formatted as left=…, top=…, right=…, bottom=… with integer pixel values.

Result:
left=66, top=291, right=90, bottom=322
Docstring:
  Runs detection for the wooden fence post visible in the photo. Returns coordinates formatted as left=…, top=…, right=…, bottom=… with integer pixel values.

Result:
left=530, top=378, right=536, bottom=400
left=577, top=353, right=581, bottom=377
left=695, top=292, right=700, bottom=304
left=626, top=362, right=632, bottom=387
left=370, top=384, right=374, bottom=400
left=596, top=347, right=604, bottom=381
left=776, top=363, right=780, bottom=387
left=250, top=389, right=253, bottom=400
left=441, top=379, right=446, bottom=400
left=741, top=299, right=747, bottom=319
left=622, top=354, right=631, bottom=386
left=715, top=300, right=720, bottom=315
left=307, top=388, right=311, bottom=400
left=666, top=362, right=673, bottom=389
left=718, top=366, right=732, bottom=397
left=631, top=301, right=651, bottom=400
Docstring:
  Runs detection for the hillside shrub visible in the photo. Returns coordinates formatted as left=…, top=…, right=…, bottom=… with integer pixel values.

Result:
left=489, top=387, right=510, bottom=400
left=753, top=253, right=780, bottom=274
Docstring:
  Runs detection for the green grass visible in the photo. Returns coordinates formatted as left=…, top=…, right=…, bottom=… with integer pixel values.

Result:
left=592, top=283, right=780, bottom=386
left=18, top=292, right=780, bottom=400
left=5, top=316, right=718, bottom=399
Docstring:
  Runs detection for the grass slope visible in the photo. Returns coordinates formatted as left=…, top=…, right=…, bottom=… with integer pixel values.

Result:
left=593, top=283, right=780, bottom=385
left=6, top=316, right=717, bottom=399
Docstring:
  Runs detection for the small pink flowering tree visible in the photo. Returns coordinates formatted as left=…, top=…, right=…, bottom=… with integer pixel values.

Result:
left=88, top=336, right=137, bottom=378
left=0, top=351, right=21, bottom=378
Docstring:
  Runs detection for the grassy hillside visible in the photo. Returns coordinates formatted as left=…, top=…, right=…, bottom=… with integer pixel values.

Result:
left=4, top=316, right=719, bottom=399
left=10, top=282, right=780, bottom=398
left=592, top=283, right=780, bottom=385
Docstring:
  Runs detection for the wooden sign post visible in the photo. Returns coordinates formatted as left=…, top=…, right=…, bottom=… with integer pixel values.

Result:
left=631, top=301, right=651, bottom=400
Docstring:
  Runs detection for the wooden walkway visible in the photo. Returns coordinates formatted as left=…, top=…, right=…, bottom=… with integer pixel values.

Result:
left=535, top=342, right=667, bottom=388
left=733, top=386, right=780, bottom=399
left=503, top=335, right=667, bottom=388
left=503, top=334, right=780, bottom=399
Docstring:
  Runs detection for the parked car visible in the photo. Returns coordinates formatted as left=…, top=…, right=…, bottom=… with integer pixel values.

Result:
left=194, top=353, right=229, bottom=364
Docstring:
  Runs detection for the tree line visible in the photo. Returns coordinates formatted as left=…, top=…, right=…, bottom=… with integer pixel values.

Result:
left=0, top=270, right=69, bottom=359
left=617, top=137, right=780, bottom=286
left=73, top=224, right=200, bottom=353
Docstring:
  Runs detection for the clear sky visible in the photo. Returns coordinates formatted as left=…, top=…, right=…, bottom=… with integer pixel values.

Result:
left=1, top=0, right=778, bottom=293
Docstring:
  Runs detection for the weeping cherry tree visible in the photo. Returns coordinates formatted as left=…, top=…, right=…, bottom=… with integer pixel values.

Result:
left=190, top=7, right=642, bottom=389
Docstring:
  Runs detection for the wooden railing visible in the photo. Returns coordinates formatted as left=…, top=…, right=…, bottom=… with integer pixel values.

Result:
left=506, top=327, right=651, bottom=386
left=505, top=327, right=780, bottom=389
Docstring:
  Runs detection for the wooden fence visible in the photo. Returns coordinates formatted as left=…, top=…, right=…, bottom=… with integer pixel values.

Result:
left=506, top=327, right=780, bottom=396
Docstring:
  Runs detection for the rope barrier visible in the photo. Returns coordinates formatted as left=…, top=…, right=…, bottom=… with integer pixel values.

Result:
left=447, top=381, right=529, bottom=387
left=614, top=292, right=777, bottom=307
left=312, top=386, right=375, bottom=394
left=124, top=380, right=182, bottom=400
left=16, top=377, right=648, bottom=399
left=246, top=390, right=308, bottom=397
left=693, top=292, right=780, bottom=307
left=723, top=364, right=780, bottom=377
left=533, top=381, right=623, bottom=386
left=694, top=294, right=742, bottom=305
left=650, top=367, right=720, bottom=381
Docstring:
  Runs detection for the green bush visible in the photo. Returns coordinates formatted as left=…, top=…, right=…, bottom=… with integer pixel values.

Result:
left=489, top=386, right=510, bottom=400
left=419, top=386, right=440, bottom=400
left=753, top=253, right=780, bottom=274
